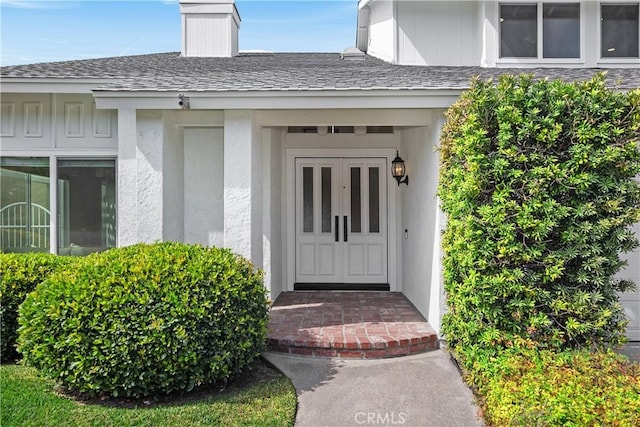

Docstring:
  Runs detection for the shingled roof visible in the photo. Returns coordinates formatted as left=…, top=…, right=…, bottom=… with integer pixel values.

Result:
left=2, top=52, right=639, bottom=92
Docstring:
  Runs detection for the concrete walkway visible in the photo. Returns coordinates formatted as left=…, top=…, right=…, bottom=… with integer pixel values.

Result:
left=263, top=350, right=484, bottom=427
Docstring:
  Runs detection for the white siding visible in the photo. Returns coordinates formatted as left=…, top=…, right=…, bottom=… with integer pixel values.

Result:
left=618, top=221, right=640, bottom=341
left=397, top=1, right=481, bottom=66
left=184, top=14, right=235, bottom=57
left=367, top=0, right=395, bottom=63
left=0, top=93, right=117, bottom=151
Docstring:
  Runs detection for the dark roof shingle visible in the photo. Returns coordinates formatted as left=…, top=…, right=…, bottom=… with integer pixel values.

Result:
left=2, top=52, right=639, bottom=92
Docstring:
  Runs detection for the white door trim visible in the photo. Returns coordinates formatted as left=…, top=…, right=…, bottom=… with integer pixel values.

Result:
left=285, top=148, right=399, bottom=292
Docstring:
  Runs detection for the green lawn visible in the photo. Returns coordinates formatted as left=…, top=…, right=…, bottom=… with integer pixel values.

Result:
left=1, top=361, right=297, bottom=427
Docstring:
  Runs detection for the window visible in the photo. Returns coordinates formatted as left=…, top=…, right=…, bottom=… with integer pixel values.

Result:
left=0, top=157, right=116, bottom=255
left=601, top=3, right=639, bottom=58
left=501, top=4, right=538, bottom=57
left=543, top=3, right=581, bottom=58
left=57, top=159, right=116, bottom=255
left=0, top=157, right=50, bottom=252
left=500, top=3, right=581, bottom=59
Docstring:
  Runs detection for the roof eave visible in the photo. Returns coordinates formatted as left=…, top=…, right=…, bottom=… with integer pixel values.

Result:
left=1, top=78, right=115, bottom=94
left=92, top=88, right=465, bottom=110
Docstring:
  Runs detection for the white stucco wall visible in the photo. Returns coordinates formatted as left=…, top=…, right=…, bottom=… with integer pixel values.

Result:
left=183, top=127, right=224, bottom=246
left=262, top=128, right=284, bottom=300
left=396, top=111, right=447, bottom=335
left=223, top=110, right=263, bottom=267
left=162, top=112, right=185, bottom=242
left=136, top=111, right=165, bottom=242
left=399, top=122, right=439, bottom=322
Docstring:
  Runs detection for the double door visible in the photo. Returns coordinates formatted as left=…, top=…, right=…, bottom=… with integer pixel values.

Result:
left=295, top=157, right=388, bottom=284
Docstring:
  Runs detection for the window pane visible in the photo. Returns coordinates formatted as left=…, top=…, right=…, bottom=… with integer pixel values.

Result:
left=321, top=167, right=332, bottom=233
left=602, top=4, right=639, bottom=58
left=303, top=167, right=313, bottom=233
left=543, top=3, right=580, bottom=58
left=500, top=4, right=537, bottom=58
left=57, top=159, right=116, bottom=255
left=369, top=167, right=380, bottom=233
left=0, top=157, right=50, bottom=252
left=351, top=168, right=361, bottom=233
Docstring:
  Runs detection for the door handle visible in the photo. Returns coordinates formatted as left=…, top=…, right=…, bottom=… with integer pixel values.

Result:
left=335, top=216, right=339, bottom=242
left=344, top=216, right=348, bottom=242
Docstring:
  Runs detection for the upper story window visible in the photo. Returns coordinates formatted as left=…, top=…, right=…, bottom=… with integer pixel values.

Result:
left=500, top=3, right=581, bottom=59
left=601, top=3, right=639, bottom=58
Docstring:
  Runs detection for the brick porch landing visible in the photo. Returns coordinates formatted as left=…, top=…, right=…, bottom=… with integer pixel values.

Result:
left=267, top=291, right=439, bottom=359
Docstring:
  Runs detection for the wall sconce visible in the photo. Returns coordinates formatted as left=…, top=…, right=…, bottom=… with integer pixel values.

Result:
left=391, top=150, right=409, bottom=186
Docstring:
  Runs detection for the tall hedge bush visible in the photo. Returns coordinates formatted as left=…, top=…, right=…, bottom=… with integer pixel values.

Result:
left=439, top=74, right=640, bottom=362
left=17, top=242, right=268, bottom=398
left=0, top=253, right=73, bottom=363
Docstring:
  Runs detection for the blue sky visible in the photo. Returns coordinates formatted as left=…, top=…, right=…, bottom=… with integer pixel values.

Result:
left=0, top=0, right=358, bottom=65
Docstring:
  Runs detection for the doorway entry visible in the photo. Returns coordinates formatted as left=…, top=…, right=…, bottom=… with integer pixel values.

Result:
left=294, top=157, right=388, bottom=289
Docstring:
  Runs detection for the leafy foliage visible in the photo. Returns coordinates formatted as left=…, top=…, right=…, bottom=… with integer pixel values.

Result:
left=476, top=346, right=640, bottom=426
left=17, top=242, right=269, bottom=398
left=0, top=253, right=73, bottom=363
left=439, top=74, right=640, bottom=362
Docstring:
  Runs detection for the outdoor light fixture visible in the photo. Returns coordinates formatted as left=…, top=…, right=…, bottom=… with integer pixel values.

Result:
left=391, top=150, right=409, bottom=186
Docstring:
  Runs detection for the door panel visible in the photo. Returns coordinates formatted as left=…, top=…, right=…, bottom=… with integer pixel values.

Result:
left=296, top=159, right=342, bottom=283
left=295, top=157, right=387, bottom=284
left=341, top=158, right=388, bottom=283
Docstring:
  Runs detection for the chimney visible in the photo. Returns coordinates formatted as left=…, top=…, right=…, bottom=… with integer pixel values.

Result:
left=179, top=0, right=240, bottom=58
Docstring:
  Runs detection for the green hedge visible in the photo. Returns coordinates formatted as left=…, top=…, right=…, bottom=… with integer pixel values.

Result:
left=439, top=74, right=640, bottom=362
left=476, top=346, right=640, bottom=426
left=0, top=253, right=73, bottom=363
left=17, top=242, right=269, bottom=398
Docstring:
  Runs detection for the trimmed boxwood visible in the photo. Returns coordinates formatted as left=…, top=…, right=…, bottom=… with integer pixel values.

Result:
left=0, top=253, right=73, bottom=363
left=439, top=74, right=640, bottom=362
left=17, top=242, right=269, bottom=398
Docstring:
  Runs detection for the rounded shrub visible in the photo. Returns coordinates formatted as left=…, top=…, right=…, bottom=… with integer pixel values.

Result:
left=439, top=74, right=640, bottom=360
left=1, top=253, right=73, bottom=363
left=17, top=242, right=268, bottom=398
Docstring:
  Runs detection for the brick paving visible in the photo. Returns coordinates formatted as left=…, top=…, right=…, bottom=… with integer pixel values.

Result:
left=267, top=291, right=438, bottom=359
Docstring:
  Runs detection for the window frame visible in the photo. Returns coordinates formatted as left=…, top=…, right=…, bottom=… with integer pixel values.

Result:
left=597, top=1, right=640, bottom=63
left=56, top=157, right=117, bottom=254
left=0, top=153, right=117, bottom=254
left=498, top=1, right=585, bottom=64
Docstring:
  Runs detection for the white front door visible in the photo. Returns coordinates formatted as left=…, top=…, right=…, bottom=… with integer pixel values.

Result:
left=295, top=157, right=388, bottom=285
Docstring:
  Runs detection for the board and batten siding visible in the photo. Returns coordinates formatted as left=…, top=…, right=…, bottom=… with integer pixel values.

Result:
left=366, top=0, right=395, bottom=63
left=397, top=0, right=482, bottom=66
left=183, top=13, right=239, bottom=58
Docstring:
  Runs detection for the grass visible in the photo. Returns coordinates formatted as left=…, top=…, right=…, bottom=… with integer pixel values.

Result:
left=0, top=360, right=297, bottom=427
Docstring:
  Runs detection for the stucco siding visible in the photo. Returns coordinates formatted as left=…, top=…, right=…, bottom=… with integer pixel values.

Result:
left=162, top=112, right=185, bottom=242
left=183, top=127, right=224, bottom=246
left=399, top=120, right=441, bottom=325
